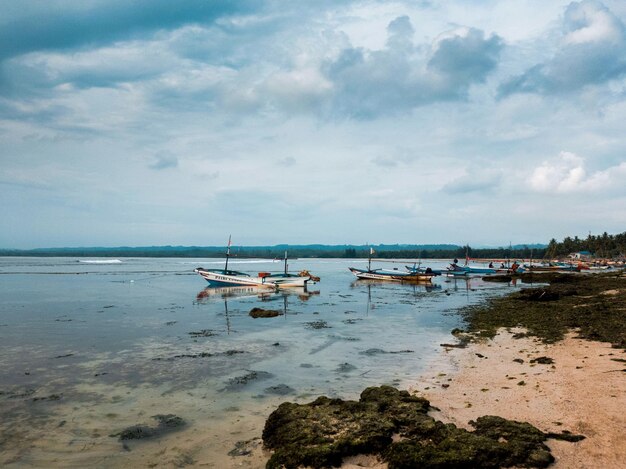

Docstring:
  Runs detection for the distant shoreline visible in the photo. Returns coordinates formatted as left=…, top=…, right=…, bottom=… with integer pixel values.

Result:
left=0, top=243, right=548, bottom=260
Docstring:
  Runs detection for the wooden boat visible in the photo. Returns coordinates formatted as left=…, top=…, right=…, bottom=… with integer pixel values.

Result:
left=349, top=267, right=435, bottom=282
left=448, top=262, right=525, bottom=275
left=349, top=250, right=435, bottom=282
left=523, top=263, right=580, bottom=273
left=195, top=238, right=311, bottom=288
left=194, top=267, right=310, bottom=287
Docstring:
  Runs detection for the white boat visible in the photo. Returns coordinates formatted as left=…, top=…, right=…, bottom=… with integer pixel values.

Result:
left=194, top=238, right=311, bottom=288
left=194, top=267, right=310, bottom=288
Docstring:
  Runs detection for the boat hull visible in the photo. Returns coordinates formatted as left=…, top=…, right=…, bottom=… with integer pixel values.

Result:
left=195, top=268, right=309, bottom=288
left=525, top=267, right=579, bottom=273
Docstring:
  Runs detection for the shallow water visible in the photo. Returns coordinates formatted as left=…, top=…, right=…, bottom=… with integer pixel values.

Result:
left=0, top=257, right=520, bottom=467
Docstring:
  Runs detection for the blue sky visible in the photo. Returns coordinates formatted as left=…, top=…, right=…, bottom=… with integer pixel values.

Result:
left=1, top=0, right=625, bottom=248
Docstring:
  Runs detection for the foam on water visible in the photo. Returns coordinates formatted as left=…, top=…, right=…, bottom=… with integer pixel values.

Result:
left=78, top=259, right=123, bottom=264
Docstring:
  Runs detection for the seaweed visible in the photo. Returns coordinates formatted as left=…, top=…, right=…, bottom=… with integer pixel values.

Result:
left=111, top=414, right=185, bottom=441
left=460, top=273, right=626, bottom=347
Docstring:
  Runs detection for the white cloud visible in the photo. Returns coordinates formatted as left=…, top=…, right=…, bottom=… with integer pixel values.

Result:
left=529, top=151, right=626, bottom=193
left=500, top=0, right=626, bottom=95
left=563, top=0, right=624, bottom=45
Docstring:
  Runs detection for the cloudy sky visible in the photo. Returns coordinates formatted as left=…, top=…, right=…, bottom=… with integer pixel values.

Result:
left=1, top=0, right=625, bottom=248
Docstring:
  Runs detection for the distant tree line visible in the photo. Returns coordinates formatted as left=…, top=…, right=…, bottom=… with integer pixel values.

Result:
left=0, top=244, right=544, bottom=259
left=1, top=232, right=623, bottom=259
left=544, top=231, right=626, bottom=259
left=341, top=245, right=546, bottom=260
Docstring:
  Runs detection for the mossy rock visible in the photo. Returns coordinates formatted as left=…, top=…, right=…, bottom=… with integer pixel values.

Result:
left=250, top=307, right=282, bottom=318
left=263, top=386, right=582, bottom=468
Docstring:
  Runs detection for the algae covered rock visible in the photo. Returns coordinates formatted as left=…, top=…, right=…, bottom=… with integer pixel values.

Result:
left=250, top=307, right=282, bottom=318
left=263, top=386, right=583, bottom=469
left=112, top=414, right=185, bottom=441
left=263, top=387, right=402, bottom=468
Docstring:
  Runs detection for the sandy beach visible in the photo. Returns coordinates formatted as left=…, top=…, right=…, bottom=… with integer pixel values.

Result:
left=410, top=329, right=626, bottom=469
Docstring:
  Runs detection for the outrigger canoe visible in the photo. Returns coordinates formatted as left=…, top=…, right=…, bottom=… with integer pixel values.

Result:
left=349, top=267, right=435, bottom=283
left=194, top=268, right=310, bottom=288
left=194, top=238, right=313, bottom=288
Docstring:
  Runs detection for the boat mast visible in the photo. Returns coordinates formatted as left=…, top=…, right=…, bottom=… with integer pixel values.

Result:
left=284, top=251, right=288, bottom=275
left=368, top=247, right=373, bottom=271
left=224, top=235, right=232, bottom=271
left=507, top=241, right=511, bottom=268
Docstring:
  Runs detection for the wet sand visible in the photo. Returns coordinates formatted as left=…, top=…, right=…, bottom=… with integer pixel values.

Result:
left=410, top=329, right=626, bottom=469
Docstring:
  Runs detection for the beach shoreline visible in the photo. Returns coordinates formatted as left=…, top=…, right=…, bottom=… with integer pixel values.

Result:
left=332, top=327, right=626, bottom=469
left=410, top=329, right=625, bottom=469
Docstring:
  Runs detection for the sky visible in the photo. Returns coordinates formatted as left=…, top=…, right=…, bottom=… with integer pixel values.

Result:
left=1, top=0, right=625, bottom=249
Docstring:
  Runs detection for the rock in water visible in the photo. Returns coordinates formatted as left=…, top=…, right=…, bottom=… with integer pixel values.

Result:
left=249, top=307, right=282, bottom=318
left=112, top=414, right=186, bottom=441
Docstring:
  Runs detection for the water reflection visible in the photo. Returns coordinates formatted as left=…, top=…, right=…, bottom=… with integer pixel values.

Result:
left=349, top=280, right=442, bottom=293
left=195, top=285, right=319, bottom=303
left=194, top=286, right=321, bottom=332
left=195, top=285, right=276, bottom=301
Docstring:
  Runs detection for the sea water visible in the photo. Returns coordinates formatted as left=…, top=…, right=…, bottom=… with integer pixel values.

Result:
left=0, top=257, right=520, bottom=467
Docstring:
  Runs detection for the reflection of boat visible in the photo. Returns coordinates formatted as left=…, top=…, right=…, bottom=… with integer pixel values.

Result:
left=195, top=285, right=318, bottom=303
left=351, top=280, right=441, bottom=292
left=196, top=285, right=276, bottom=301
left=194, top=238, right=312, bottom=288
left=194, top=285, right=318, bottom=333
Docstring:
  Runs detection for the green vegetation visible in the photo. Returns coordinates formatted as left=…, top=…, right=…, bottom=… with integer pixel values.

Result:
left=545, top=231, right=626, bottom=259
left=0, top=243, right=542, bottom=259
left=460, top=272, right=626, bottom=347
